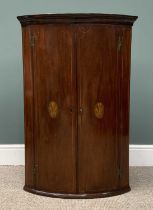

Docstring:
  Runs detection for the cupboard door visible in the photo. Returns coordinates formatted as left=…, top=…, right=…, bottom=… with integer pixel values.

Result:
left=76, top=25, right=119, bottom=193
left=31, top=25, right=76, bottom=193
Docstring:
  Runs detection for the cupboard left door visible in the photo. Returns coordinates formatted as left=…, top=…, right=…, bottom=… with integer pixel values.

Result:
left=23, top=25, right=77, bottom=193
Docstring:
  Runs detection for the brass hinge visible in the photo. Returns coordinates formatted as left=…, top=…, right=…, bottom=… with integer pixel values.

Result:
left=117, top=167, right=122, bottom=178
left=30, top=35, right=36, bottom=48
left=32, top=165, right=38, bottom=176
left=117, top=35, right=123, bottom=51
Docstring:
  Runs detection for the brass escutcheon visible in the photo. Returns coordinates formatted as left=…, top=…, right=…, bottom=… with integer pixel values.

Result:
left=48, top=101, right=58, bottom=119
left=94, top=102, right=104, bottom=119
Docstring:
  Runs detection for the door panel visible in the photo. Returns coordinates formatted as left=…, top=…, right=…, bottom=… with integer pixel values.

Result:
left=76, top=25, right=119, bottom=193
left=32, top=25, right=76, bottom=193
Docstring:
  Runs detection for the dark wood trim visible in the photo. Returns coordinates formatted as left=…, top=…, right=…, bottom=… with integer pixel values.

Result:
left=24, top=185, right=131, bottom=199
left=17, top=13, right=138, bottom=26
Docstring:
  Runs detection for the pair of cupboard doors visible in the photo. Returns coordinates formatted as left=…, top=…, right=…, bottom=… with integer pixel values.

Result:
left=18, top=14, right=137, bottom=198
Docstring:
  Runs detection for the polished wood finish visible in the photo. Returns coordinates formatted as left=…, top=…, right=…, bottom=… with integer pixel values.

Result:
left=18, top=13, right=137, bottom=198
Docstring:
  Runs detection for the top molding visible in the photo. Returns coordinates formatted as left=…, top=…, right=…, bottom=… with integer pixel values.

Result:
left=17, top=13, right=138, bottom=27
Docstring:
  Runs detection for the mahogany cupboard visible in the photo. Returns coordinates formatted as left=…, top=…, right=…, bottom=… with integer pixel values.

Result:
left=17, top=14, right=137, bottom=198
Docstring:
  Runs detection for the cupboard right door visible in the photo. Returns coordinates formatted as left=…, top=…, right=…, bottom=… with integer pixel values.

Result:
left=76, top=24, right=120, bottom=193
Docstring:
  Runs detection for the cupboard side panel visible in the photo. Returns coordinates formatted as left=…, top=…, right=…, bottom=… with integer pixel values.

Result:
left=22, top=27, right=35, bottom=188
left=118, top=27, right=132, bottom=188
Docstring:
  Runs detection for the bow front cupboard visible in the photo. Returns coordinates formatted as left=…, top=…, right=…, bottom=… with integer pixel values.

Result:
left=17, top=13, right=137, bottom=198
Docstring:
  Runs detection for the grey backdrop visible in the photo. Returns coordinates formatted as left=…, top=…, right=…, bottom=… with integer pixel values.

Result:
left=0, top=0, right=152, bottom=144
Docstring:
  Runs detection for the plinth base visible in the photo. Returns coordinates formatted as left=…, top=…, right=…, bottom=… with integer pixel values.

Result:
left=24, top=185, right=131, bottom=199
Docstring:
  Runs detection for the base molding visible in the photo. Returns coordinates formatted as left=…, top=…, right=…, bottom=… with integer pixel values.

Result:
left=129, top=145, right=153, bottom=166
left=24, top=185, right=131, bottom=199
left=0, top=144, right=24, bottom=165
left=0, top=144, right=153, bottom=166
